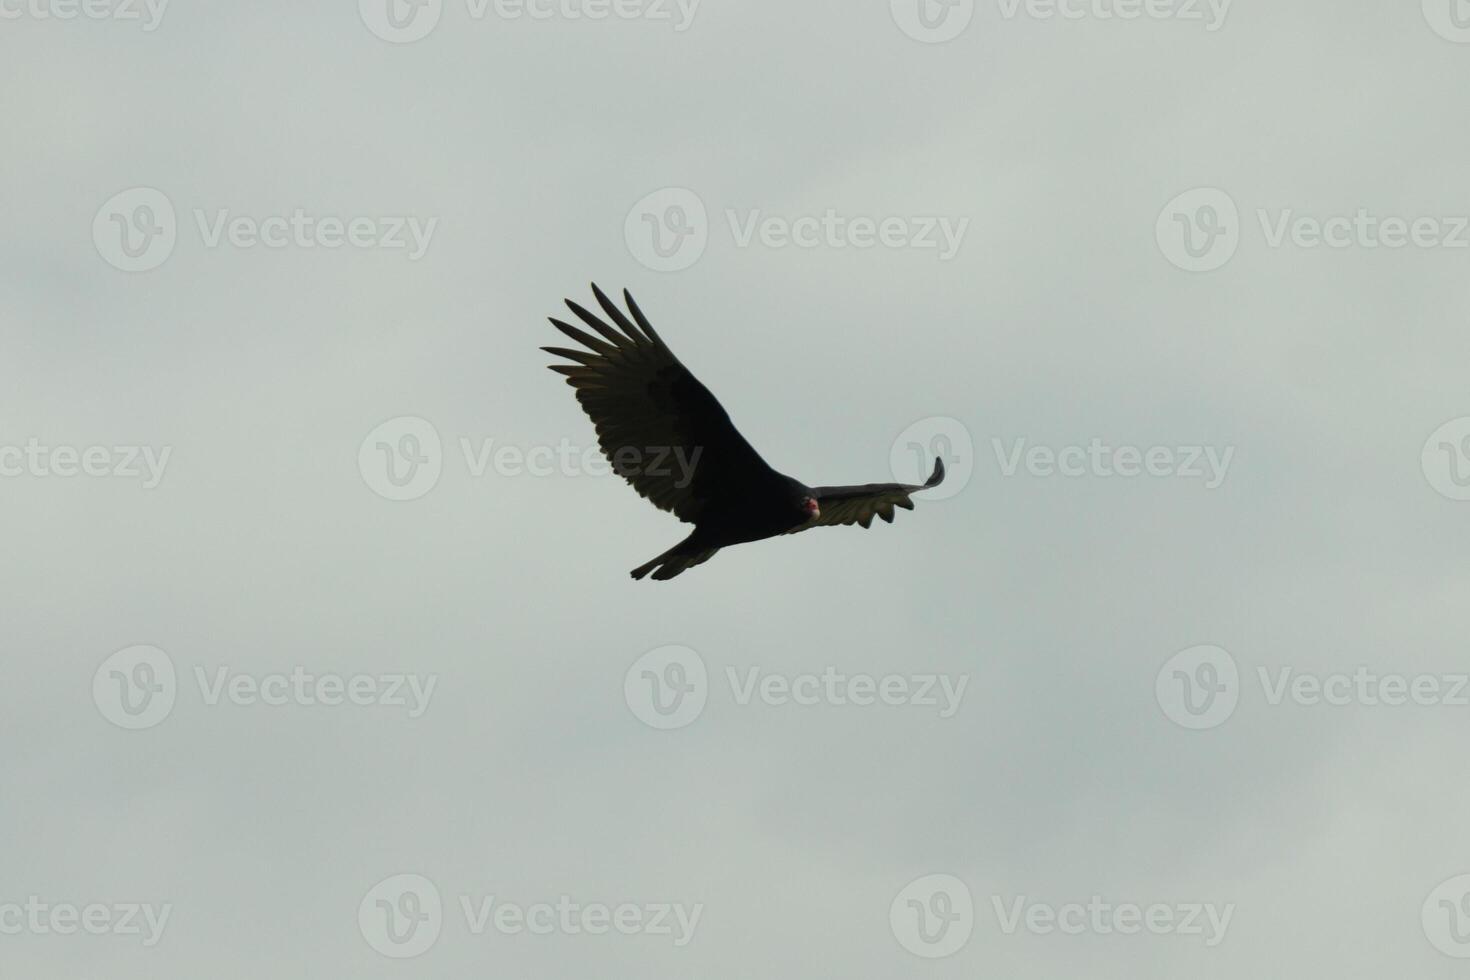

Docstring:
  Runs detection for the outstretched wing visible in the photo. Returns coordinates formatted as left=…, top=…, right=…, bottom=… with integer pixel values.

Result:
left=542, top=285, right=777, bottom=524
left=789, top=458, right=946, bottom=533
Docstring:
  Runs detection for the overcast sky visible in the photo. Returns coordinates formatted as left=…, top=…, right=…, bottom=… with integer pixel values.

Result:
left=5, top=0, right=1470, bottom=976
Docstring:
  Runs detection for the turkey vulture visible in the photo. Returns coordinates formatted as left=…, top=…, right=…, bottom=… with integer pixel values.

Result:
left=543, top=285, right=946, bottom=580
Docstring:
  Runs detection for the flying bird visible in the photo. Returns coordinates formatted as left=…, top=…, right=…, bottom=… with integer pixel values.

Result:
left=543, top=286, right=945, bottom=580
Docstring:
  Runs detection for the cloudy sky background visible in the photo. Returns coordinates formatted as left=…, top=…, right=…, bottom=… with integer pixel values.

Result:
left=4, top=0, right=1470, bottom=975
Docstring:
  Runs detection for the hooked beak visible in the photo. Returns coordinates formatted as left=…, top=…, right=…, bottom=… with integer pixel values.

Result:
left=804, top=498, right=821, bottom=520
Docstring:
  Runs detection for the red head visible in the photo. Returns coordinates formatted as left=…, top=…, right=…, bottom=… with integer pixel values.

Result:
left=801, top=496, right=821, bottom=520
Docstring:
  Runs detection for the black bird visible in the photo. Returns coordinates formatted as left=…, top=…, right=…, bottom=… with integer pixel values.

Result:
left=543, top=286, right=946, bottom=580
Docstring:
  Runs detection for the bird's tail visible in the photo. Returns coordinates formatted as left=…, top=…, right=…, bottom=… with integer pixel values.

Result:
left=630, top=539, right=721, bottom=581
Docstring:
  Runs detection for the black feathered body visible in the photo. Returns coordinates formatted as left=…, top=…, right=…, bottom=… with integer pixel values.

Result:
left=542, top=286, right=945, bottom=580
